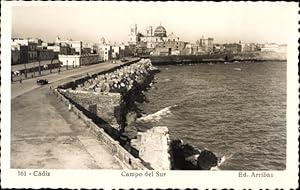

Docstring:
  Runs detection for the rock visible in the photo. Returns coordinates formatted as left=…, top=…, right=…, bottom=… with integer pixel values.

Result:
left=182, top=144, right=201, bottom=157
left=170, top=139, right=218, bottom=170
left=197, top=149, right=218, bottom=170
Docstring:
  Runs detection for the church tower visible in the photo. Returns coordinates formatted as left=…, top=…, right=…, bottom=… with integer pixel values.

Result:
left=128, top=24, right=138, bottom=45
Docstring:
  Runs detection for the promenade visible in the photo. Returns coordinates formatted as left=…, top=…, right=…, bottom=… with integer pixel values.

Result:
left=11, top=60, right=138, bottom=169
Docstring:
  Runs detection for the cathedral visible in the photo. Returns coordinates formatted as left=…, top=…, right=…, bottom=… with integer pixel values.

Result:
left=128, top=24, right=186, bottom=55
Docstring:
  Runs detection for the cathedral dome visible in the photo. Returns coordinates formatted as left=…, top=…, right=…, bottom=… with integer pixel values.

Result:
left=154, top=25, right=167, bottom=37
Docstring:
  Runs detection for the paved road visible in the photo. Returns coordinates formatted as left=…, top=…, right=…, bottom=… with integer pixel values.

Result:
left=12, top=61, right=128, bottom=100
left=11, top=60, right=138, bottom=169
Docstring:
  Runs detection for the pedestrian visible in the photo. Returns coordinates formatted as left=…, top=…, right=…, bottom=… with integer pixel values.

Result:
left=19, top=78, right=22, bottom=84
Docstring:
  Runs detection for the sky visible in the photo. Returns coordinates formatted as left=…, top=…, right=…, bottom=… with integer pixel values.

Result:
left=11, top=2, right=297, bottom=44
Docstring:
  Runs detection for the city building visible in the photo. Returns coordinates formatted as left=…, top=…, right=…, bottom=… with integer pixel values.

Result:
left=82, top=47, right=92, bottom=54
left=38, top=49, right=55, bottom=60
left=196, top=36, right=214, bottom=53
left=28, top=38, right=42, bottom=45
left=82, top=43, right=97, bottom=54
left=139, top=25, right=169, bottom=48
left=239, top=42, right=260, bottom=52
left=119, top=44, right=132, bottom=57
left=47, top=42, right=76, bottom=57
left=111, top=45, right=121, bottom=59
left=223, top=43, right=242, bottom=54
left=28, top=42, right=38, bottom=61
left=11, top=47, right=21, bottom=65
left=12, top=38, right=37, bottom=62
left=260, top=43, right=287, bottom=53
left=95, top=37, right=132, bottom=61
left=129, top=24, right=187, bottom=55
left=55, top=36, right=82, bottom=55
left=96, top=45, right=112, bottom=61
left=128, top=24, right=139, bottom=46
left=47, top=45, right=61, bottom=56
left=183, top=43, right=205, bottom=55
left=213, top=44, right=225, bottom=54
left=58, top=54, right=100, bottom=67
left=154, top=40, right=187, bottom=55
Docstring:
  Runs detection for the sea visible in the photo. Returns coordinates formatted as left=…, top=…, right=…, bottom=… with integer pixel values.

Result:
left=136, top=61, right=286, bottom=170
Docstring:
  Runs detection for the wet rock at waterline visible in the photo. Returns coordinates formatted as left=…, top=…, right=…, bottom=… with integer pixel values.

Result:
left=170, top=139, right=218, bottom=170
left=197, top=149, right=218, bottom=170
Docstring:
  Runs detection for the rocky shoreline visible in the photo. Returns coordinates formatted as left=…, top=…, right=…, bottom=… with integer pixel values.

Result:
left=58, top=58, right=219, bottom=170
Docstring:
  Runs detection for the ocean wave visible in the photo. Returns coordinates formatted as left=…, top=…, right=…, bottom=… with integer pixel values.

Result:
left=137, top=105, right=176, bottom=122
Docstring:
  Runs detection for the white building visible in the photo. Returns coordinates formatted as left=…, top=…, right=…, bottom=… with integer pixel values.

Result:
left=55, top=36, right=82, bottom=55
left=58, top=54, right=100, bottom=67
left=98, top=45, right=112, bottom=61
left=261, top=43, right=287, bottom=53
left=47, top=45, right=60, bottom=53
left=112, top=46, right=121, bottom=59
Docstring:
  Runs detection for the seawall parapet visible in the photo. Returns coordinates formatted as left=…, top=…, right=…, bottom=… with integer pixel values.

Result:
left=52, top=88, right=151, bottom=169
left=148, top=51, right=286, bottom=65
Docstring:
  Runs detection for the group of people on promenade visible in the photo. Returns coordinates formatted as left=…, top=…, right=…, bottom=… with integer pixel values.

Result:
left=76, top=59, right=156, bottom=94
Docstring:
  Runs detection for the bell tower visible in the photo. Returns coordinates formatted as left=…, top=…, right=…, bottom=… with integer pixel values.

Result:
left=128, top=24, right=138, bottom=45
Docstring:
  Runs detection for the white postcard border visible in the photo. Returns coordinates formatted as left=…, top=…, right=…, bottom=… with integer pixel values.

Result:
left=1, top=1, right=299, bottom=189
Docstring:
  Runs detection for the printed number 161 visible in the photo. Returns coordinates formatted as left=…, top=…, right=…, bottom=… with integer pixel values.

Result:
left=18, top=171, right=26, bottom=176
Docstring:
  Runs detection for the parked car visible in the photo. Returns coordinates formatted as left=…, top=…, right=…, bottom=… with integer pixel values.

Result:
left=121, top=58, right=128, bottom=62
left=36, top=79, right=48, bottom=85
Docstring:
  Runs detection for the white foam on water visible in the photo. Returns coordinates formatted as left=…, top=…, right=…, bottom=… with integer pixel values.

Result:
left=218, top=155, right=227, bottom=166
left=137, top=106, right=175, bottom=122
left=211, top=154, right=233, bottom=170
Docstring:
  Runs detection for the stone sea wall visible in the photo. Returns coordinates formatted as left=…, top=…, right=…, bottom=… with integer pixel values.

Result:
left=59, top=59, right=159, bottom=139
left=55, top=58, right=219, bottom=170
left=59, top=90, right=122, bottom=138
left=53, top=88, right=151, bottom=170
left=149, top=51, right=286, bottom=65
